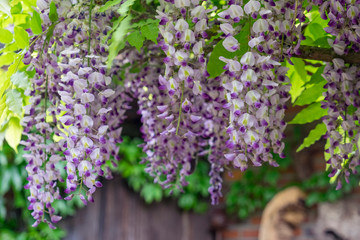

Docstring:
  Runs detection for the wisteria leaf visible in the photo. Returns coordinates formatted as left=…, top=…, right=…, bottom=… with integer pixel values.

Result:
left=289, top=102, right=327, bottom=125
left=99, top=0, right=121, bottom=12
left=5, top=89, right=22, bottom=117
left=294, top=66, right=326, bottom=106
left=4, top=117, right=22, bottom=153
left=117, top=0, right=136, bottom=16
left=297, top=123, right=327, bottom=152
left=30, top=10, right=42, bottom=35
left=11, top=71, right=29, bottom=90
left=127, top=31, right=144, bottom=51
left=0, top=29, right=13, bottom=44
left=141, top=22, right=159, bottom=44
left=49, top=1, right=58, bottom=23
left=108, top=15, right=132, bottom=67
left=14, top=26, right=29, bottom=49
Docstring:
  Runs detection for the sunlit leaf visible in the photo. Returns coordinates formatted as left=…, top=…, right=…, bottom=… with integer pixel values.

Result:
left=289, top=102, right=327, bottom=124
left=297, top=123, right=326, bottom=152
left=5, top=117, right=22, bottom=152
left=30, top=10, right=42, bottom=35
left=0, top=28, right=13, bottom=44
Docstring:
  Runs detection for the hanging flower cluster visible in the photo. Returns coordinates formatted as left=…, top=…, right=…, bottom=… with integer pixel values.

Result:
left=215, top=0, right=306, bottom=171
left=18, top=0, right=360, bottom=226
left=21, top=0, right=129, bottom=227
left=311, top=0, right=360, bottom=188
left=314, top=0, right=360, bottom=55
left=322, top=58, right=360, bottom=189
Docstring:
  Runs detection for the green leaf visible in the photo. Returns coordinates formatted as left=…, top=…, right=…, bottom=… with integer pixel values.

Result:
left=11, top=71, right=29, bottom=90
left=0, top=52, right=15, bottom=65
left=49, top=1, right=58, bottom=23
left=14, top=26, right=29, bottom=49
left=10, top=166, right=22, bottom=191
left=305, top=192, right=322, bottom=206
left=294, top=67, right=326, bottom=106
left=5, top=89, right=23, bottom=116
left=297, top=123, right=327, bottom=152
left=178, top=193, right=196, bottom=210
left=141, top=22, right=159, bottom=44
left=289, top=102, right=327, bottom=124
left=30, top=10, right=42, bottom=35
left=207, top=23, right=249, bottom=78
left=10, top=2, right=22, bottom=14
left=294, top=81, right=326, bottom=106
left=98, top=0, right=121, bottom=12
left=5, top=117, right=22, bottom=152
left=127, top=31, right=144, bottom=51
left=117, top=0, right=136, bottom=16
left=287, top=58, right=308, bottom=102
left=0, top=28, right=13, bottom=44
left=140, top=184, right=162, bottom=203
left=108, top=15, right=132, bottom=67
left=0, top=169, right=11, bottom=194
left=304, top=65, right=326, bottom=87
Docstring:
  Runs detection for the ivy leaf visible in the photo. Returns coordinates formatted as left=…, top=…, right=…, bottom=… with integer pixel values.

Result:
left=297, top=122, right=327, bottom=152
left=98, top=0, right=121, bottom=12
left=49, top=1, right=58, bottom=23
left=5, top=89, right=22, bottom=117
left=0, top=29, right=13, bottom=44
left=117, top=0, right=136, bottom=16
left=14, top=26, right=29, bottom=49
left=127, top=31, right=144, bottom=51
left=141, top=22, right=159, bottom=44
left=30, top=10, right=42, bottom=35
left=5, top=117, right=23, bottom=153
left=289, top=102, right=327, bottom=124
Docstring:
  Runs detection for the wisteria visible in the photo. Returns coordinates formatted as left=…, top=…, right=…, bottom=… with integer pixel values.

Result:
left=311, top=0, right=360, bottom=188
left=20, top=0, right=130, bottom=227
left=3, top=0, right=357, bottom=227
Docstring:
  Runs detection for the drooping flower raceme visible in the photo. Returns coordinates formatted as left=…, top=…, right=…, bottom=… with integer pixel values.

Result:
left=21, top=0, right=129, bottom=227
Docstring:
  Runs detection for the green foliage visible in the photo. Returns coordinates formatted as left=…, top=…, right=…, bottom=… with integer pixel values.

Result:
left=294, top=65, right=326, bottom=106
left=297, top=123, right=326, bottom=152
left=99, top=0, right=123, bottom=12
left=207, top=22, right=249, bottom=78
left=289, top=102, right=327, bottom=125
left=0, top=28, right=13, bottom=43
left=30, top=10, right=42, bottom=35
left=5, top=90, right=23, bottom=117
left=140, top=22, right=159, bottom=44
left=49, top=1, right=58, bottom=23
left=0, top=0, right=45, bottom=152
left=225, top=146, right=291, bottom=219
left=10, top=71, right=29, bottom=90
left=0, top=143, right=82, bottom=240
left=127, top=30, right=144, bottom=51
left=108, top=137, right=210, bottom=212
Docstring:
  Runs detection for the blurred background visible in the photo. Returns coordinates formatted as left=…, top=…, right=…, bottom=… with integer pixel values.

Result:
left=1, top=104, right=360, bottom=240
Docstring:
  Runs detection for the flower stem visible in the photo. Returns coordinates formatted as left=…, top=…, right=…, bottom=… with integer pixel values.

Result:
left=87, top=0, right=94, bottom=67
left=176, top=81, right=185, bottom=136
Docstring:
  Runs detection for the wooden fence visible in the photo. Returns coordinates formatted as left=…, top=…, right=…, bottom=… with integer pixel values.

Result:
left=60, top=175, right=213, bottom=240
